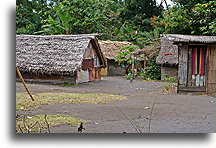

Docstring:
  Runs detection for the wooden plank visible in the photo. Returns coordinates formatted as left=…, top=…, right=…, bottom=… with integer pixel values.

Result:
left=178, top=44, right=188, bottom=85
left=188, top=48, right=193, bottom=86
left=207, top=70, right=216, bottom=83
left=207, top=84, right=216, bottom=95
left=208, top=56, right=216, bottom=70
left=207, top=44, right=216, bottom=94
left=203, top=75, right=206, bottom=86
left=178, top=86, right=206, bottom=92
left=82, top=59, right=94, bottom=70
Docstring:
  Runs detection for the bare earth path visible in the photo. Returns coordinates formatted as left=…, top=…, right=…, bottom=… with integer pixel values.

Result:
left=16, top=76, right=215, bottom=133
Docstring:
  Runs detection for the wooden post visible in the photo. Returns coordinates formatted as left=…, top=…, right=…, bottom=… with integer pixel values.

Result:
left=16, top=67, right=35, bottom=101
left=132, top=53, right=135, bottom=80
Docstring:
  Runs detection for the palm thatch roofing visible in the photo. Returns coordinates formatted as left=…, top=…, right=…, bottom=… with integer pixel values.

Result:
left=156, top=34, right=216, bottom=66
left=156, top=34, right=178, bottom=65
left=164, top=34, right=216, bottom=43
left=98, top=40, right=134, bottom=60
left=16, top=34, right=106, bottom=75
left=99, top=40, right=160, bottom=62
left=135, top=44, right=160, bottom=60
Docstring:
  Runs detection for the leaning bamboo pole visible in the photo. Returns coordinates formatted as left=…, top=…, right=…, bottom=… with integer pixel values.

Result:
left=16, top=67, right=35, bottom=101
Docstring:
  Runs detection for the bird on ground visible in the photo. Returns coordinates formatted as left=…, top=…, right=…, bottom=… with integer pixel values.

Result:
left=78, top=122, right=85, bottom=133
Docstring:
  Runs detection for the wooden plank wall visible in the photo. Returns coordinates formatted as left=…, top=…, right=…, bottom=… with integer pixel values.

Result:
left=187, top=47, right=193, bottom=86
left=207, top=44, right=216, bottom=95
left=16, top=73, right=77, bottom=84
left=178, top=44, right=188, bottom=86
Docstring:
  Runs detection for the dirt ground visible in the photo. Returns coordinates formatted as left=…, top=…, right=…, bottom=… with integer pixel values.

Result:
left=16, top=76, right=216, bottom=133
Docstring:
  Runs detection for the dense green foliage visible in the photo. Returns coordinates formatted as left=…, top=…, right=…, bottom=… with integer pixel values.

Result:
left=138, top=56, right=161, bottom=80
left=151, top=1, right=216, bottom=35
left=115, top=46, right=140, bottom=65
left=16, top=0, right=56, bottom=34
left=39, top=0, right=122, bottom=36
left=16, top=0, right=162, bottom=41
left=16, top=0, right=215, bottom=80
left=119, top=0, right=162, bottom=31
left=16, top=0, right=215, bottom=42
left=16, top=0, right=215, bottom=37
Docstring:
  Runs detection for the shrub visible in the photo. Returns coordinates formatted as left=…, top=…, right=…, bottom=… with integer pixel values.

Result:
left=124, top=73, right=133, bottom=80
left=138, top=56, right=161, bottom=80
left=164, top=84, right=170, bottom=91
left=164, top=77, right=178, bottom=83
left=60, top=82, right=75, bottom=87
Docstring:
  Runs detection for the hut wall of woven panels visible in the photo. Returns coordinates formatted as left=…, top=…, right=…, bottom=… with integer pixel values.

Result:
left=165, top=34, right=216, bottom=95
left=161, top=66, right=178, bottom=81
left=16, top=35, right=106, bottom=84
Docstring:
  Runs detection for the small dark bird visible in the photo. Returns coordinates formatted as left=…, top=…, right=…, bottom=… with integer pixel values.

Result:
left=78, top=122, right=85, bottom=133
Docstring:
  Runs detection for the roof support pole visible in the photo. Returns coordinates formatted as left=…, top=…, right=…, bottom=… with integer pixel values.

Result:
left=16, top=67, right=35, bottom=101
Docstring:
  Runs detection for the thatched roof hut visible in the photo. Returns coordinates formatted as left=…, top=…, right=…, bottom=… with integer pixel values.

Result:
left=98, top=40, right=134, bottom=60
left=16, top=35, right=106, bottom=76
left=168, top=34, right=216, bottom=95
left=156, top=34, right=178, bottom=66
left=156, top=34, right=216, bottom=66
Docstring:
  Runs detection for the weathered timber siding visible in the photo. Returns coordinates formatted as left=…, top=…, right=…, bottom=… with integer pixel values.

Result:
left=178, top=44, right=188, bottom=86
left=77, top=42, right=102, bottom=83
left=76, top=69, right=89, bottom=84
left=16, top=72, right=76, bottom=84
left=82, top=59, right=94, bottom=70
left=187, top=47, right=193, bottom=86
left=89, top=67, right=101, bottom=81
left=168, top=34, right=216, bottom=94
left=207, top=44, right=216, bottom=95
left=101, top=59, right=108, bottom=76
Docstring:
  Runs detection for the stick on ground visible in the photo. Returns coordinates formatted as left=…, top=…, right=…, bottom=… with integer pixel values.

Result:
left=16, top=66, right=35, bottom=101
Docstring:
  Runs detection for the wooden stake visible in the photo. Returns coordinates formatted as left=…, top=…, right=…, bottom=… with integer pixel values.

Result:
left=132, top=53, right=135, bottom=79
left=16, top=67, right=35, bottom=101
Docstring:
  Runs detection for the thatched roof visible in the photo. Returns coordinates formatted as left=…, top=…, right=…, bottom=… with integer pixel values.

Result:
left=135, top=44, right=160, bottom=59
left=98, top=40, right=134, bottom=60
left=163, top=34, right=216, bottom=43
left=156, top=34, right=216, bottom=65
left=156, top=34, right=178, bottom=65
left=16, top=35, right=106, bottom=75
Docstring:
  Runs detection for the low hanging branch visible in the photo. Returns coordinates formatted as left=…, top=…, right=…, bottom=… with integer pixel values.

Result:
left=16, top=66, right=35, bottom=101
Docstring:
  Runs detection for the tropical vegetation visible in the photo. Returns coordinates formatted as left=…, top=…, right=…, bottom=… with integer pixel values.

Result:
left=16, top=0, right=215, bottom=80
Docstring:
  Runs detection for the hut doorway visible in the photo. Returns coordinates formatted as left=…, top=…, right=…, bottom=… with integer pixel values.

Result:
left=189, top=45, right=207, bottom=88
